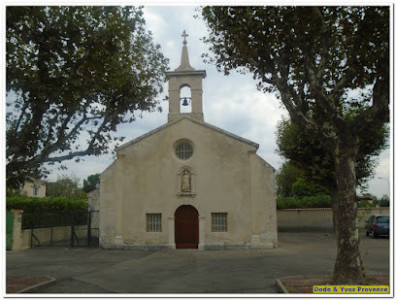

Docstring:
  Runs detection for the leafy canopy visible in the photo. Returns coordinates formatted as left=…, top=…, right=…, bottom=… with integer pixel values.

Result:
left=83, top=173, right=100, bottom=193
left=201, top=7, right=389, bottom=144
left=6, top=6, right=169, bottom=186
left=202, top=6, right=389, bottom=193
left=276, top=119, right=388, bottom=192
left=275, top=162, right=303, bottom=197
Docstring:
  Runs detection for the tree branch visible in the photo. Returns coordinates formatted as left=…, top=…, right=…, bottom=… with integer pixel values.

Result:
left=15, top=100, right=29, bottom=132
left=355, top=75, right=389, bottom=131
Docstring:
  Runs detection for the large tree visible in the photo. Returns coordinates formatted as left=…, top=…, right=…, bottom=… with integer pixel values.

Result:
left=276, top=119, right=388, bottom=194
left=276, top=119, right=387, bottom=233
left=6, top=6, right=168, bottom=186
left=202, top=6, right=389, bottom=284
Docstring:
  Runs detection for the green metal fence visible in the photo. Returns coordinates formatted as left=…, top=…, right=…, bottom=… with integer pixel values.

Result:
left=6, top=211, right=14, bottom=250
left=21, top=210, right=99, bottom=248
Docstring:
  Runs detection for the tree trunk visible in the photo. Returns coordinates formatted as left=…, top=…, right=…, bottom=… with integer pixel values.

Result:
left=329, top=187, right=338, bottom=234
left=332, top=137, right=365, bottom=284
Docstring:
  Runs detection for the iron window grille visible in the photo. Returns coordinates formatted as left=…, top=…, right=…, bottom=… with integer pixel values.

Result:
left=211, top=213, right=228, bottom=232
left=146, top=213, right=162, bottom=232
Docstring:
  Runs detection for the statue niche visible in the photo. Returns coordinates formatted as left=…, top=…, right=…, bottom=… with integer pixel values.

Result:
left=177, top=167, right=195, bottom=198
left=181, top=169, right=191, bottom=192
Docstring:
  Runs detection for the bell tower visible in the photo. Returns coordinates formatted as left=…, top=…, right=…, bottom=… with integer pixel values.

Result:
left=166, top=31, right=206, bottom=122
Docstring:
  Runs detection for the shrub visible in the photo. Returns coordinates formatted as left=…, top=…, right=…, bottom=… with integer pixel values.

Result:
left=6, top=196, right=89, bottom=228
left=291, top=178, right=329, bottom=197
left=6, top=196, right=88, bottom=213
left=277, top=197, right=304, bottom=209
left=277, top=194, right=332, bottom=209
left=357, top=200, right=376, bottom=208
left=378, top=199, right=389, bottom=207
left=301, top=195, right=332, bottom=208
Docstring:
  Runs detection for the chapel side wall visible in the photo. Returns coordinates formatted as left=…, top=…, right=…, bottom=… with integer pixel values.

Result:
left=249, top=154, right=278, bottom=247
left=99, top=161, right=123, bottom=247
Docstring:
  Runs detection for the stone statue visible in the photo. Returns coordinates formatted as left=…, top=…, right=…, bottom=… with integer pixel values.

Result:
left=181, top=169, right=191, bottom=192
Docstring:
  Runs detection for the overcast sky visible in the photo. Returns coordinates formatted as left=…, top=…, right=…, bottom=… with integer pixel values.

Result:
left=32, top=5, right=391, bottom=197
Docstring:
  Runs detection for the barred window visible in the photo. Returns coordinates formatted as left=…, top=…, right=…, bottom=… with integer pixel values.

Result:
left=33, top=185, right=39, bottom=196
left=211, top=213, right=227, bottom=232
left=175, top=141, right=193, bottom=160
left=146, top=214, right=162, bottom=232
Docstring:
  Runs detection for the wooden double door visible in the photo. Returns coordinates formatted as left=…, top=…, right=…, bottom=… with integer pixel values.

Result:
left=175, top=205, right=199, bottom=249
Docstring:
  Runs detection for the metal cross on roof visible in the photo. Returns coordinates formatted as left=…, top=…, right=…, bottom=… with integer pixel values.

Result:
left=182, top=30, right=188, bottom=45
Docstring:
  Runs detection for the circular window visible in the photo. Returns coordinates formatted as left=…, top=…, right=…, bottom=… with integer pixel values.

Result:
left=175, top=141, right=193, bottom=160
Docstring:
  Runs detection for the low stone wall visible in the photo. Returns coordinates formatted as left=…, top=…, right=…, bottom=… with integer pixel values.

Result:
left=277, top=207, right=389, bottom=232
left=13, top=226, right=88, bottom=250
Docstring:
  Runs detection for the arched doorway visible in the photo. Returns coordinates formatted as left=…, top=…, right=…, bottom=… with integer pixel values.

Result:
left=175, top=205, right=199, bottom=249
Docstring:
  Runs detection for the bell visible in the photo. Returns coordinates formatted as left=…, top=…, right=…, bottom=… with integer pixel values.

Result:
left=182, top=98, right=189, bottom=106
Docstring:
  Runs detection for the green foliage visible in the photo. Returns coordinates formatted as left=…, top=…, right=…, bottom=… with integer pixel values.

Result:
left=291, top=178, right=329, bottom=197
left=6, top=6, right=169, bottom=186
left=277, top=195, right=389, bottom=210
left=356, top=200, right=375, bottom=208
left=7, top=196, right=88, bottom=228
left=276, top=119, right=388, bottom=192
left=378, top=195, right=390, bottom=207
left=276, top=120, right=335, bottom=189
left=6, top=186, right=21, bottom=197
left=356, top=194, right=389, bottom=208
left=277, top=176, right=331, bottom=209
left=201, top=7, right=389, bottom=116
left=277, top=195, right=332, bottom=209
left=6, top=196, right=88, bottom=213
left=83, top=173, right=100, bottom=193
left=276, top=162, right=303, bottom=197
left=377, top=199, right=390, bottom=207
left=46, top=175, right=86, bottom=200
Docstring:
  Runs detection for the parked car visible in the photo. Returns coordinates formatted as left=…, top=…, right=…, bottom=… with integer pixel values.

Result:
left=365, top=215, right=389, bottom=238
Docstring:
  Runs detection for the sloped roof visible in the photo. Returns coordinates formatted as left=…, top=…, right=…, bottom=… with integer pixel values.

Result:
left=25, top=176, right=46, bottom=185
left=116, top=116, right=259, bottom=152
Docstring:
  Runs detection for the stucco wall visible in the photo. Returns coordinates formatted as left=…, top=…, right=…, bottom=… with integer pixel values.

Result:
left=99, top=118, right=277, bottom=249
left=277, top=207, right=390, bottom=232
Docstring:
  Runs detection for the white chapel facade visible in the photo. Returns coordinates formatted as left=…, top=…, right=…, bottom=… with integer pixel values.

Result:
left=99, top=32, right=278, bottom=249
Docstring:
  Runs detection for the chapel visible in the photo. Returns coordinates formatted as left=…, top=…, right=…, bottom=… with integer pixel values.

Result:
left=99, top=32, right=278, bottom=249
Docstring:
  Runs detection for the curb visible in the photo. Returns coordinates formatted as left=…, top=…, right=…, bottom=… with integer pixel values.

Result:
left=275, top=278, right=289, bottom=293
left=18, top=276, right=56, bottom=293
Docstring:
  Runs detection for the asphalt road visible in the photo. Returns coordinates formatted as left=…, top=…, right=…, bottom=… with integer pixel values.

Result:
left=6, top=233, right=389, bottom=294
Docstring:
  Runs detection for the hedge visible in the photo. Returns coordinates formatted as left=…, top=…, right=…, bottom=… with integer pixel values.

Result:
left=277, top=195, right=389, bottom=209
left=6, top=196, right=88, bottom=213
left=277, top=195, right=332, bottom=209
left=6, top=197, right=89, bottom=228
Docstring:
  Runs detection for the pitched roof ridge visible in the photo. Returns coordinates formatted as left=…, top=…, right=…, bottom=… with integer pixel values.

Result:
left=116, top=116, right=259, bottom=151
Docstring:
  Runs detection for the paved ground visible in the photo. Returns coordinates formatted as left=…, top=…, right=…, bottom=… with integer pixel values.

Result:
left=6, top=233, right=389, bottom=294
